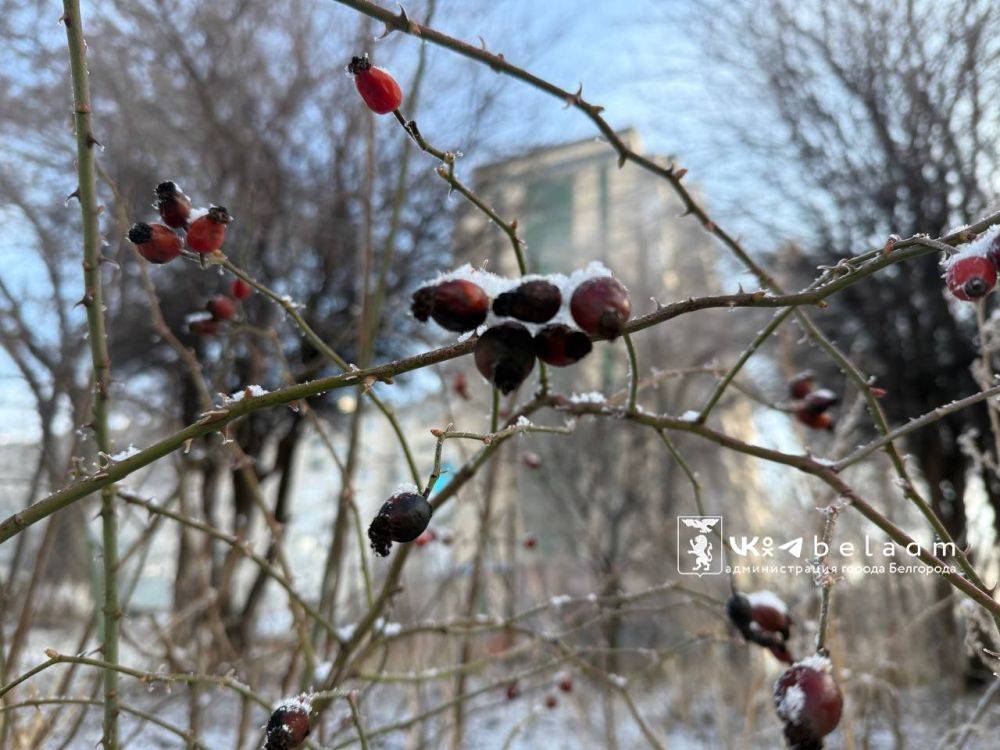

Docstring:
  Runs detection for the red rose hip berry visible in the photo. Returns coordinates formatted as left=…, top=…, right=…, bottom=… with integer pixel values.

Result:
left=412, top=280, right=489, bottom=333
left=474, top=322, right=536, bottom=394
left=796, top=409, right=834, bottom=431
left=154, top=180, right=192, bottom=229
left=788, top=371, right=814, bottom=400
left=128, top=222, right=182, bottom=264
left=492, top=280, right=562, bottom=323
left=570, top=276, right=631, bottom=339
left=773, top=659, right=843, bottom=749
left=533, top=324, right=593, bottom=366
left=230, top=278, right=253, bottom=301
left=946, top=255, right=997, bottom=301
left=264, top=701, right=311, bottom=750
left=348, top=55, right=403, bottom=115
left=186, top=205, right=232, bottom=254
left=367, top=491, right=432, bottom=557
left=207, top=296, right=237, bottom=321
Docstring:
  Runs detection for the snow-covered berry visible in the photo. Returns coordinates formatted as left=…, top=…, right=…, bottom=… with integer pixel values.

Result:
left=348, top=55, right=403, bottom=114
left=412, top=280, right=489, bottom=332
left=773, top=658, right=843, bottom=749
left=264, top=701, right=311, bottom=750
left=946, top=255, right=997, bottom=301
left=493, top=279, right=561, bottom=323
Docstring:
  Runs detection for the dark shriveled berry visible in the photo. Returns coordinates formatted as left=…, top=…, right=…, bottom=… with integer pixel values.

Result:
left=773, top=661, right=843, bottom=749
left=411, top=280, right=489, bottom=332
left=492, top=280, right=561, bottom=323
left=570, top=276, right=631, bottom=339
left=474, top=322, right=536, bottom=394
left=368, top=491, right=432, bottom=557
left=264, top=703, right=311, bottom=750
left=533, top=324, right=592, bottom=366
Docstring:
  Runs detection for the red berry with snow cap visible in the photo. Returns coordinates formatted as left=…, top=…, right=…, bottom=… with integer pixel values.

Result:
left=367, top=491, right=432, bottom=557
left=207, top=296, right=237, bottom=321
left=946, top=255, right=997, bottom=301
left=570, top=276, right=631, bottom=339
left=803, top=389, right=839, bottom=416
left=533, top=324, right=593, bottom=366
left=128, top=222, right=181, bottom=264
left=474, top=322, right=536, bottom=394
left=773, top=658, right=843, bottom=749
left=231, top=278, right=253, bottom=300
left=726, top=591, right=793, bottom=664
left=412, top=280, right=489, bottom=332
left=348, top=55, right=403, bottom=114
left=493, top=280, right=562, bottom=323
left=265, top=701, right=311, bottom=750
left=186, top=205, right=232, bottom=254
left=154, top=181, right=192, bottom=229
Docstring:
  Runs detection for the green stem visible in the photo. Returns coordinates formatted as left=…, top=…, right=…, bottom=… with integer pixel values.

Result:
left=623, top=333, right=639, bottom=413
left=61, top=2, right=119, bottom=746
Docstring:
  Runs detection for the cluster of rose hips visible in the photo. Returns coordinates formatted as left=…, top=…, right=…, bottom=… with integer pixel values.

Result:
left=264, top=699, right=311, bottom=750
left=127, top=181, right=232, bottom=265
left=188, top=278, right=253, bottom=337
left=726, top=591, right=843, bottom=747
left=411, top=272, right=632, bottom=395
left=944, top=233, right=1000, bottom=301
left=788, top=372, right=839, bottom=431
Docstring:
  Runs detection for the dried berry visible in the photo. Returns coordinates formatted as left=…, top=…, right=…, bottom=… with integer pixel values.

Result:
left=544, top=694, right=558, bottom=710
left=533, top=324, right=592, bottom=366
left=726, top=591, right=793, bottom=664
left=521, top=451, right=542, bottom=469
left=774, top=660, right=843, bottom=749
left=522, top=536, right=537, bottom=550
left=570, top=276, right=631, bottom=339
left=556, top=672, right=573, bottom=693
left=492, top=280, right=561, bottom=323
left=127, top=222, right=181, bottom=264
left=154, top=181, right=192, bottom=229
left=207, top=296, right=237, bottom=321
left=264, top=702, right=311, bottom=750
left=788, top=371, right=814, bottom=400
left=412, top=280, right=489, bottom=332
left=802, top=389, right=839, bottom=416
left=367, top=491, right=432, bottom=557
left=186, top=205, right=232, bottom=254
left=231, top=278, right=253, bottom=301
left=189, top=318, right=220, bottom=337
left=796, top=409, right=834, bottom=431
left=506, top=682, right=520, bottom=700
left=474, top=322, right=536, bottom=394
left=348, top=55, right=403, bottom=114
left=946, top=255, right=997, bottom=301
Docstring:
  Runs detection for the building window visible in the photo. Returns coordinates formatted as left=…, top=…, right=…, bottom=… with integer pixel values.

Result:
left=523, top=176, right=573, bottom=272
